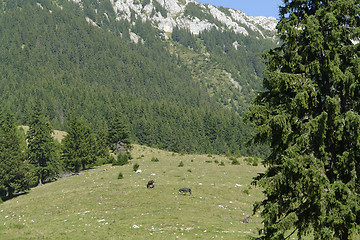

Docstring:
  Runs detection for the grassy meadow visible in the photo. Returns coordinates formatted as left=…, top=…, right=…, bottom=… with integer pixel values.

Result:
left=19, top=126, right=67, bottom=142
left=0, top=144, right=265, bottom=239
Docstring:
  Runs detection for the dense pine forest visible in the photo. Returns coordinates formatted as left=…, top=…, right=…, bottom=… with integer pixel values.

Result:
left=0, top=0, right=274, bottom=156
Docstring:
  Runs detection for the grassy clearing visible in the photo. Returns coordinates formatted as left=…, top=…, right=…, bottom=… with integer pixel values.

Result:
left=0, top=144, right=265, bottom=239
left=19, top=126, right=67, bottom=142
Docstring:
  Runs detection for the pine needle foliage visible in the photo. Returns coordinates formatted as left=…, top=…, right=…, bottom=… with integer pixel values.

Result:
left=62, top=115, right=97, bottom=172
left=0, top=113, right=30, bottom=199
left=133, top=163, right=140, bottom=172
left=248, top=1, right=360, bottom=239
left=27, top=105, right=59, bottom=186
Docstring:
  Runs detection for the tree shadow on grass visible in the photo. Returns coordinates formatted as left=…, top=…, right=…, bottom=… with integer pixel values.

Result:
left=1, top=191, right=29, bottom=203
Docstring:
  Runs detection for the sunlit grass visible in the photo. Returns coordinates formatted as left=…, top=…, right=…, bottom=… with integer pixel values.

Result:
left=0, top=144, right=265, bottom=239
left=19, top=126, right=67, bottom=142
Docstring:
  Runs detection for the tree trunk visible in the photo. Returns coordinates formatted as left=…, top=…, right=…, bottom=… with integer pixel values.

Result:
left=38, top=173, right=43, bottom=186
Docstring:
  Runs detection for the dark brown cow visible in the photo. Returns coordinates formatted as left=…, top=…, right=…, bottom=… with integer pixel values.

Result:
left=147, top=180, right=155, bottom=188
left=179, top=188, right=191, bottom=195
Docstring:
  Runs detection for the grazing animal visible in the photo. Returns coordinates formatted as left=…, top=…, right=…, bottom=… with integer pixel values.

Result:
left=179, top=188, right=191, bottom=195
left=243, top=215, right=251, bottom=224
left=147, top=180, right=155, bottom=189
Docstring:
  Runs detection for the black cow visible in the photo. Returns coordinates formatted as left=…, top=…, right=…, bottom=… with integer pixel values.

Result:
left=179, top=188, right=191, bottom=195
left=147, top=180, right=155, bottom=188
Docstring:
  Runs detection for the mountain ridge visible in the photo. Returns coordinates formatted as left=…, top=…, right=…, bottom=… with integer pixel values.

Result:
left=70, top=0, right=278, bottom=37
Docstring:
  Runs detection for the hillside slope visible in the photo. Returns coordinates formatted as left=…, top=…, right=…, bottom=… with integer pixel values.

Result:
left=0, top=0, right=275, bottom=155
left=0, top=145, right=265, bottom=239
left=69, top=0, right=278, bottom=113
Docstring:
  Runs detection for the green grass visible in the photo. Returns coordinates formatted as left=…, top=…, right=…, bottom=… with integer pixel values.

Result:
left=0, top=145, right=265, bottom=239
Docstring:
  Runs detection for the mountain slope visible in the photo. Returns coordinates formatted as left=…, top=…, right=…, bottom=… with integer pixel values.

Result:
left=0, top=0, right=274, bottom=156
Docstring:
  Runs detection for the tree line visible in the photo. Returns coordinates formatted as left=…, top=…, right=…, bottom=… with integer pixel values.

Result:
left=0, top=106, right=130, bottom=202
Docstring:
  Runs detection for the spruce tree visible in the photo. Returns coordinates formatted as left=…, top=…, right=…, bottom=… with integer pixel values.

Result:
left=62, top=115, right=96, bottom=172
left=248, top=1, right=360, bottom=239
left=95, top=122, right=112, bottom=162
left=108, top=112, right=131, bottom=154
left=0, top=113, right=29, bottom=199
left=27, top=105, right=58, bottom=186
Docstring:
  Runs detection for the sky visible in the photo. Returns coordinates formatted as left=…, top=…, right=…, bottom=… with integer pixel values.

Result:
left=196, top=0, right=283, bottom=19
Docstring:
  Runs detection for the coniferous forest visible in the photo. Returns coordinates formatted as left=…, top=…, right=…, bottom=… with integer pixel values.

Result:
left=0, top=0, right=272, bottom=156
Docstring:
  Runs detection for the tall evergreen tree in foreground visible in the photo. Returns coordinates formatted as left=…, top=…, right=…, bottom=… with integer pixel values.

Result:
left=248, top=0, right=360, bottom=239
left=27, top=106, right=58, bottom=186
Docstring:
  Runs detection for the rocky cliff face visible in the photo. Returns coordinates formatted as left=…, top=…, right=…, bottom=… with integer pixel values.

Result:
left=72, top=0, right=277, bottom=38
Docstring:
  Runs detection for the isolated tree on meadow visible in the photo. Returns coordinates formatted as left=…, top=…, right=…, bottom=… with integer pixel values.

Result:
left=62, top=115, right=96, bottom=172
left=248, top=0, right=360, bottom=239
left=27, top=105, right=58, bottom=186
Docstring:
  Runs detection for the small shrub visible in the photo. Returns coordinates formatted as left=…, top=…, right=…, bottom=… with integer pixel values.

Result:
left=207, top=154, right=212, bottom=157
left=151, top=157, right=159, bottom=162
left=219, top=161, right=225, bottom=166
left=94, top=158, right=107, bottom=166
left=252, top=158, right=259, bottom=166
left=113, top=153, right=131, bottom=166
left=117, top=172, right=124, bottom=179
left=178, top=161, right=184, bottom=167
left=136, top=154, right=144, bottom=159
left=242, top=189, right=249, bottom=195
left=187, top=169, right=192, bottom=172
left=205, top=160, right=212, bottom=163
left=244, top=157, right=251, bottom=165
left=214, top=160, right=219, bottom=164
left=133, top=163, right=140, bottom=172
left=95, top=155, right=115, bottom=166
left=244, top=157, right=259, bottom=166
left=191, top=159, right=194, bottom=162
left=231, top=159, right=240, bottom=165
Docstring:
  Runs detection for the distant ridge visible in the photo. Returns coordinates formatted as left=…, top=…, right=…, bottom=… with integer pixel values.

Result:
left=70, top=0, right=277, bottom=36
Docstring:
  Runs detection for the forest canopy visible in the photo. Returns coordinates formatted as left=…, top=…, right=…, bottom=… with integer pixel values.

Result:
left=0, top=0, right=273, bottom=156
